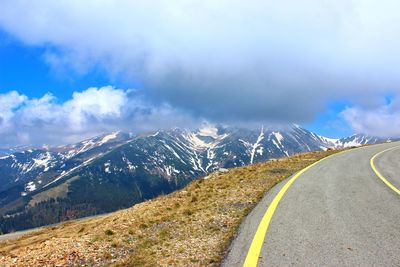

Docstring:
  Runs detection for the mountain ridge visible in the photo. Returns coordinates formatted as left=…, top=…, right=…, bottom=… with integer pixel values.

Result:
left=0, top=124, right=392, bottom=233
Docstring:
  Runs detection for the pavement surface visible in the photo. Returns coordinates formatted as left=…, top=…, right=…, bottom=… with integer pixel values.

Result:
left=0, top=213, right=106, bottom=242
left=0, top=228, right=42, bottom=242
left=223, top=142, right=400, bottom=267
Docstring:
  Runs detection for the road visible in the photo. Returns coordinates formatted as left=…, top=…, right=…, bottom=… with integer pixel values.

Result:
left=0, top=213, right=106, bottom=242
left=223, top=142, right=400, bottom=267
left=0, top=228, right=42, bottom=242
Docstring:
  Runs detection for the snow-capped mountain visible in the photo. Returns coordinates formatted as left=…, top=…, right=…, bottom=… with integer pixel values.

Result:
left=0, top=125, right=392, bottom=232
left=330, top=134, right=387, bottom=148
left=0, top=146, right=34, bottom=157
left=0, top=132, right=130, bottom=203
left=0, top=149, right=12, bottom=157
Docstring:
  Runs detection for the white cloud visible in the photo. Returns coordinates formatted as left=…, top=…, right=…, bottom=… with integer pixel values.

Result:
left=13, top=87, right=127, bottom=129
left=65, top=87, right=127, bottom=129
left=0, top=91, right=27, bottom=130
left=2, top=0, right=400, bottom=124
left=2, top=1, right=400, bottom=137
left=0, top=87, right=197, bottom=147
left=342, top=98, right=400, bottom=137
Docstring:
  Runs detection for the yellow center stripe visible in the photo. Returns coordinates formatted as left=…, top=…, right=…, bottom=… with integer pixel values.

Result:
left=370, top=147, right=400, bottom=195
left=243, top=145, right=399, bottom=267
left=243, top=150, right=346, bottom=267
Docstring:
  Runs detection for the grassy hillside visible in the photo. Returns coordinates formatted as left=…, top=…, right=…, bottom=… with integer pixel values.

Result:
left=0, top=149, right=339, bottom=266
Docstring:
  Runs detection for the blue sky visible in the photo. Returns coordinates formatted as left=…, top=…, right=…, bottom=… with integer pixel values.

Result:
left=1, top=1, right=400, bottom=146
left=304, top=102, right=353, bottom=138
left=0, top=31, right=127, bottom=100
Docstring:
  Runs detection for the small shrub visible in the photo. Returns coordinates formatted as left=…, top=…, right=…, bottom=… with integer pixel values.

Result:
left=139, top=223, right=148, bottom=229
left=182, top=209, right=193, bottom=216
left=105, top=229, right=114, bottom=236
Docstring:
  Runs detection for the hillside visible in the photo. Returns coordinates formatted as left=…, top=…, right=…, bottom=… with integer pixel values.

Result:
left=0, top=149, right=340, bottom=266
left=0, top=124, right=387, bottom=233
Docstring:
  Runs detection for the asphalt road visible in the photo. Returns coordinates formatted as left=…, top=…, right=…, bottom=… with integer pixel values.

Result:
left=0, top=213, right=106, bottom=242
left=0, top=228, right=42, bottom=242
left=223, top=142, right=400, bottom=267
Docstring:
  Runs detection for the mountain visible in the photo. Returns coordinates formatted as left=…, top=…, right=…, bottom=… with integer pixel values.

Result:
left=0, top=146, right=33, bottom=157
left=0, top=149, right=11, bottom=157
left=331, top=134, right=387, bottom=148
left=0, top=124, right=391, bottom=233
left=0, top=132, right=130, bottom=201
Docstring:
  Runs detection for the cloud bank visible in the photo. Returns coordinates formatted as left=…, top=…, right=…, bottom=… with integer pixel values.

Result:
left=343, top=98, right=400, bottom=138
left=1, top=0, right=400, bottom=139
left=0, top=87, right=197, bottom=147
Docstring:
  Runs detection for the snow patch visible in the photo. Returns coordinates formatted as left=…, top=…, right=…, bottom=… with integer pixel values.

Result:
left=23, top=152, right=53, bottom=173
left=104, top=162, right=111, bottom=173
left=25, top=181, right=36, bottom=192
left=43, top=156, right=98, bottom=188
left=164, top=165, right=180, bottom=176
left=162, top=141, right=186, bottom=164
left=272, top=132, right=284, bottom=145
left=256, top=146, right=264, bottom=156
left=122, top=156, right=136, bottom=171
left=98, top=132, right=119, bottom=146
left=250, top=126, right=265, bottom=164
left=148, top=131, right=160, bottom=137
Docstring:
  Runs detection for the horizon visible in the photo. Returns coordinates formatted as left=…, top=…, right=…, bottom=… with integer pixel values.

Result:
left=0, top=123, right=368, bottom=150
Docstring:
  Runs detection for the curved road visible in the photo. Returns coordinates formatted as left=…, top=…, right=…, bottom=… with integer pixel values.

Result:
left=224, top=142, right=400, bottom=266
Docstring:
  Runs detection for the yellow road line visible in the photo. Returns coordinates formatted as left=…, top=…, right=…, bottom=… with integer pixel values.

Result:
left=243, top=150, right=348, bottom=267
left=370, top=147, right=400, bottom=195
left=243, top=144, right=399, bottom=267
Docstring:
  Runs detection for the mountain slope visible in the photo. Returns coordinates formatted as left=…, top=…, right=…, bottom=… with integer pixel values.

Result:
left=0, top=125, right=391, bottom=233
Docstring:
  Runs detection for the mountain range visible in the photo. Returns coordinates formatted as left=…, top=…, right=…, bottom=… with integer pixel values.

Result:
left=0, top=124, right=390, bottom=233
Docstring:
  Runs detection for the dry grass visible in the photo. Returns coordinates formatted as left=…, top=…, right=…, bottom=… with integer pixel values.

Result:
left=0, top=149, right=339, bottom=266
left=28, top=176, right=80, bottom=207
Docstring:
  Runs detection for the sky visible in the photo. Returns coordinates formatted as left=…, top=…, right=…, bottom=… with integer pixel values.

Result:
left=1, top=0, right=400, bottom=147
